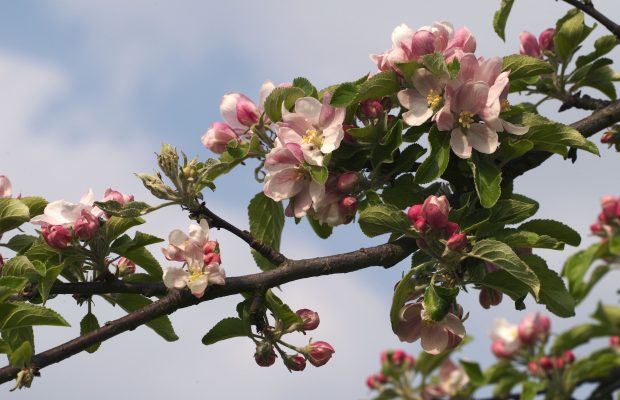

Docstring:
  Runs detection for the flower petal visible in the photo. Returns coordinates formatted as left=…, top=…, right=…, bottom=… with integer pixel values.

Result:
left=421, top=323, right=449, bottom=355
left=502, top=119, right=529, bottom=135
left=450, top=128, right=472, bottom=159
left=163, top=268, right=189, bottom=289
left=294, top=97, right=323, bottom=126
left=468, top=123, right=499, bottom=154
left=453, top=81, right=489, bottom=115
left=188, top=275, right=208, bottom=298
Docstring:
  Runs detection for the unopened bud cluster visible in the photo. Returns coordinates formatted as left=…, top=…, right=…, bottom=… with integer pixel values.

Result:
left=490, top=313, right=551, bottom=359
left=366, top=349, right=415, bottom=391
left=590, top=195, right=620, bottom=240
left=601, top=126, right=620, bottom=152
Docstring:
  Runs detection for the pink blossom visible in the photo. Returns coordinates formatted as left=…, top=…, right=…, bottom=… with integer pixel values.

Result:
left=397, top=68, right=446, bottom=126
left=31, top=189, right=97, bottom=227
left=439, top=359, right=470, bottom=396
left=519, top=31, right=541, bottom=58
left=539, top=28, right=555, bottom=52
left=161, top=219, right=211, bottom=262
left=102, top=188, right=134, bottom=206
left=201, top=122, right=238, bottom=154
left=396, top=302, right=465, bottom=355
left=518, top=313, right=550, bottom=344
left=42, top=225, right=72, bottom=249
left=421, top=195, right=450, bottom=230
left=117, top=257, right=136, bottom=276
left=296, top=308, right=320, bottom=331
left=73, top=209, right=100, bottom=241
left=336, top=172, right=359, bottom=193
left=479, top=287, right=503, bottom=309
left=490, top=319, right=521, bottom=355
left=304, top=341, right=335, bottom=367
left=0, top=176, right=12, bottom=198
left=491, top=339, right=511, bottom=358
left=220, top=81, right=275, bottom=133
left=254, top=343, right=277, bottom=367
left=447, top=232, right=468, bottom=251
left=284, top=355, right=306, bottom=371
left=163, top=241, right=225, bottom=298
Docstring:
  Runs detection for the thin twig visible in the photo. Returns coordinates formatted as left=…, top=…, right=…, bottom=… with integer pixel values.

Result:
left=558, top=91, right=612, bottom=112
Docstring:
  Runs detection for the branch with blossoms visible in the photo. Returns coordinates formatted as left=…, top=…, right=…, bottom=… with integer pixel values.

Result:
left=1, top=0, right=620, bottom=396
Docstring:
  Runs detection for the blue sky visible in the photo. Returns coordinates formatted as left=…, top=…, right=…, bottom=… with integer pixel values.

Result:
left=1, top=1, right=619, bottom=398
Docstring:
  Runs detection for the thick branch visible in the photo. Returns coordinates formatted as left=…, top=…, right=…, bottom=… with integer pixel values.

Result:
left=0, top=237, right=416, bottom=384
left=558, top=91, right=612, bottom=112
left=504, top=99, right=620, bottom=181
left=561, top=0, right=620, bottom=39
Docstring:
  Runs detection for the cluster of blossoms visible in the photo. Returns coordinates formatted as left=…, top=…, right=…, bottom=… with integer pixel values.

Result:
left=601, top=127, right=620, bottom=151
left=253, top=307, right=335, bottom=371
left=30, top=188, right=134, bottom=250
left=162, top=219, right=225, bottom=298
left=590, top=195, right=620, bottom=239
left=374, top=22, right=528, bottom=159
left=366, top=349, right=469, bottom=399
left=408, top=195, right=468, bottom=254
left=527, top=350, right=575, bottom=376
left=490, top=313, right=551, bottom=358
left=519, top=28, right=555, bottom=58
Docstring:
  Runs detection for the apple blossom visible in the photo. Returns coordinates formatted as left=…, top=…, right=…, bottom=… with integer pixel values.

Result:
left=102, top=188, right=134, bottom=206
left=396, top=302, right=465, bottom=354
left=336, top=171, right=358, bottom=193
left=539, top=28, right=555, bottom=52
left=254, top=343, right=277, bottom=367
left=42, top=225, right=72, bottom=250
left=490, top=319, right=521, bottom=355
left=397, top=68, right=446, bottom=127
left=284, top=354, right=306, bottom=372
left=161, top=219, right=210, bottom=261
left=295, top=308, right=320, bottom=331
left=491, top=339, right=511, bottom=358
left=303, top=341, right=335, bottom=367
left=220, top=81, right=275, bottom=134
left=421, top=195, right=450, bottom=230
left=519, top=31, right=541, bottom=58
left=201, top=122, right=239, bottom=154
left=439, top=359, right=469, bottom=396
left=73, top=209, right=100, bottom=241
left=610, top=336, right=620, bottom=347
left=539, top=356, right=554, bottom=371
left=479, top=287, right=503, bottom=309
left=117, top=257, right=136, bottom=276
left=0, top=175, right=12, bottom=198
left=31, top=189, right=97, bottom=227
left=518, top=313, right=551, bottom=344
left=446, top=232, right=468, bottom=251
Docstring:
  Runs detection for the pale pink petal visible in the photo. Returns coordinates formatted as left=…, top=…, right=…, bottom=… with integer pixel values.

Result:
left=205, top=263, right=226, bottom=285
left=397, top=303, right=423, bottom=342
left=457, top=53, right=479, bottom=82
left=450, top=128, right=472, bottom=159
left=402, top=96, right=434, bottom=126
left=453, top=81, right=489, bottom=115
left=0, top=176, right=12, bottom=198
left=468, top=123, right=499, bottom=154
left=80, top=189, right=96, bottom=206
left=280, top=114, right=314, bottom=137
left=412, top=69, right=443, bottom=96
left=410, top=30, right=436, bottom=59
left=258, top=81, right=276, bottom=110
left=220, top=93, right=249, bottom=133
left=168, top=229, right=188, bottom=248
left=188, top=219, right=209, bottom=244
left=502, top=120, right=529, bottom=135
left=421, top=323, right=449, bottom=354
left=276, top=125, right=304, bottom=145
left=451, top=27, right=476, bottom=53
left=163, top=268, right=189, bottom=290
left=292, top=186, right=313, bottom=218
left=391, top=23, right=414, bottom=48
left=301, top=145, right=324, bottom=166
left=309, top=181, right=326, bottom=205
left=435, top=102, right=454, bottom=131
left=487, top=71, right=509, bottom=107
left=265, top=169, right=305, bottom=201
left=294, top=97, right=323, bottom=126
left=161, top=245, right=185, bottom=262
left=477, top=57, right=503, bottom=85
left=31, top=200, right=91, bottom=226
left=320, top=126, right=344, bottom=154
left=444, top=313, right=466, bottom=339
left=188, top=275, right=208, bottom=298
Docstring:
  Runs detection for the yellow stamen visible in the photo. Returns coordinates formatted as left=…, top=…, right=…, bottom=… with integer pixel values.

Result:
left=500, top=98, right=510, bottom=113
left=188, top=269, right=204, bottom=283
left=426, top=89, right=442, bottom=111
left=458, top=111, right=474, bottom=129
left=302, top=129, right=324, bottom=149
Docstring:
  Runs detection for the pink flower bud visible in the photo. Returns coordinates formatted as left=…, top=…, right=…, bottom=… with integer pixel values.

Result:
left=360, top=100, right=383, bottom=118
left=338, top=196, right=358, bottom=217
left=447, top=232, right=468, bottom=251
left=405, top=355, right=415, bottom=368
left=518, top=313, right=550, bottom=344
left=201, top=122, right=238, bottom=154
left=413, top=217, right=427, bottom=231
left=0, top=175, right=12, bottom=198
left=235, top=98, right=260, bottom=126
left=376, top=373, right=387, bottom=384
left=117, top=257, right=136, bottom=276
left=42, top=225, right=72, bottom=249
left=407, top=204, right=423, bottom=225
left=527, top=361, right=541, bottom=375
left=380, top=351, right=388, bottom=364
left=103, top=188, right=134, bottom=206
left=444, top=222, right=459, bottom=237
left=610, top=336, right=620, bottom=347
left=479, top=287, right=503, bottom=309
left=284, top=354, right=306, bottom=371
left=563, top=350, right=575, bottom=364
left=342, top=124, right=357, bottom=144
left=591, top=223, right=602, bottom=234
left=203, top=240, right=218, bottom=254
left=421, top=195, right=450, bottom=230
left=601, top=132, right=614, bottom=144
left=491, top=340, right=510, bottom=358
left=366, top=375, right=378, bottom=389
left=73, top=210, right=99, bottom=241
left=254, top=344, right=277, bottom=367
left=601, top=196, right=619, bottom=220
left=391, top=349, right=407, bottom=365
left=519, top=31, right=541, bottom=57
left=296, top=308, right=320, bottom=331
left=554, top=357, right=565, bottom=369
left=203, top=252, right=221, bottom=265
left=337, top=172, right=359, bottom=193
left=539, top=356, right=553, bottom=371
left=538, top=28, right=555, bottom=52
left=305, top=341, right=335, bottom=367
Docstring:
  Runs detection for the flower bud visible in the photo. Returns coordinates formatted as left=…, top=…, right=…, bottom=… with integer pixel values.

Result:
left=380, top=351, right=388, bottom=364
left=601, top=196, right=619, bottom=220
left=201, top=122, right=238, bottom=154
left=413, top=217, right=428, bottom=232
left=366, top=375, right=379, bottom=389
left=447, top=232, right=468, bottom=251
left=518, top=313, right=550, bottom=344
left=421, top=195, right=450, bottom=230
left=405, top=355, right=415, bottom=368
left=284, top=354, right=306, bottom=371
left=203, top=252, right=221, bottom=265
left=103, top=188, right=134, bottom=206
left=360, top=100, right=383, bottom=118
left=491, top=340, right=510, bottom=358
left=601, top=132, right=615, bottom=144
left=296, top=309, right=320, bottom=331
left=610, top=336, right=620, bottom=347
left=73, top=210, right=99, bottom=241
left=337, top=172, right=359, bottom=193
left=391, top=349, right=407, bottom=365
left=338, top=196, right=358, bottom=217
left=376, top=373, right=387, bottom=384
left=519, top=31, right=541, bottom=58
left=254, top=343, right=277, bottom=367
left=117, top=257, right=136, bottom=276
left=407, top=204, right=423, bottom=225
left=538, top=28, right=555, bottom=52
left=554, top=357, right=565, bottom=369
left=591, top=223, right=603, bottom=234
left=304, top=341, right=335, bottom=367
left=42, top=225, right=72, bottom=249
left=479, top=287, right=503, bottom=309
left=342, top=124, right=356, bottom=144
left=0, top=175, right=12, bottom=198
left=236, top=98, right=260, bottom=126
left=157, top=143, right=180, bottom=180
left=527, top=361, right=541, bottom=375
left=539, top=356, right=553, bottom=371
left=563, top=350, right=575, bottom=364
left=203, top=240, right=218, bottom=254
left=444, top=222, right=459, bottom=237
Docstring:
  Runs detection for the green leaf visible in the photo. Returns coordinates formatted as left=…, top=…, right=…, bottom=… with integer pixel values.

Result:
left=330, top=82, right=359, bottom=107
left=263, top=86, right=305, bottom=123
left=292, top=77, right=318, bottom=98
left=522, top=253, right=575, bottom=317
left=390, top=143, right=426, bottom=176
left=469, top=159, right=502, bottom=208
left=264, top=290, right=303, bottom=330
left=371, top=120, right=403, bottom=168
left=460, top=360, right=485, bottom=386
left=592, top=303, right=620, bottom=328
left=358, top=204, right=410, bottom=238
left=414, top=126, right=450, bottom=184
left=491, top=229, right=563, bottom=250
left=576, top=35, right=619, bottom=67
left=5, top=234, right=37, bottom=253
left=422, top=53, right=449, bottom=78
left=18, top=196, right=48, bottom=218
left=80, top=312, right=101, bottom=353
left=248, top=192, right=285, bottom=271
left=518, top=219, right=580, bottom=247
left=201, top=317, right=247, bottom=345
left=94, top=201, right=153, bottom=218
left=423, top=285, right=458, bottom=321
left=111, top=231, right=164, bottom=254
left=112, top=293, right=178, bottom=341
left=39, top=263, right=65, bottom=304
left=0, top=302, right=70, bottom=330
left=610, top=235, right=620, bottom=255
left=521, top=381, right=544, bottom=400
left=1, top=256, right=43, bottom=281
left=561, top=242, right=602, bottom=303
left=493, top=0, right=515, bottom=41
left=120, top=247, right=162, bottom=278
left=468, top=239, right=540, bottom=299
left=390, top=267, right=419, bottom=334
left=396, top=60, right=423, bottom=80
left=381, top=174, right=425, bottom=210
left=489, top=195, right=539, bottom=226
left=554, top=9, right=593, bottom=63
left=307, top=164, right=329, bottom=184
left=0, top=277, right=28, bottom=302
left=0, top=198, right=30, bottom=233
left=552, top=323, right=611, bottom=353
left=8, top=341, right=32, bottom=368
left=2, top=327, right=34, bottom=355
left=575, top=64, right=617, bottom=100
left=355, top=71, right=400, bottom=103
left=502, top=55, right=554, bottom=80
left=307, top=215, right=333, bottom=239
left=104, top=216, right=145, bottom=242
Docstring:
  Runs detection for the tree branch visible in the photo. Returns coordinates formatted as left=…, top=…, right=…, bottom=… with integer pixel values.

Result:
left=558, top=91, right=612, bottom=112
left=561, top=0, right=620, bottom=40
left=189, top=202, right=288, bottom=266
left=504, top=99, right=620, bottom=181
left=0, top=237, right=417, bottom=384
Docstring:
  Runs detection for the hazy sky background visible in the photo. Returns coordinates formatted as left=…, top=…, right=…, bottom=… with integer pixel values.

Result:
left=1, top=1, right=619, bottom=398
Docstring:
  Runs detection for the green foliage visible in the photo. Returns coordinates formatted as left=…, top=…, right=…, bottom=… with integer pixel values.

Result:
left=518, top=219, right=580, bottom=246
left=307, top=215, right=333, bottom=239
left=263, top=86, right=305, bottom=122
left=358, top=204, right=411, bottom=238
left=0, top=302, right=70, bottom=330
left=202, top=317, right=247, bottom=346
left=264, top=290, right=303, bottom=330
left=104, top=216, right=145, bottom=242
left=493, top=0, right=515, bottom=41
left=522, top=253, right=575, bottom=317
left=414, top=126, right=450, bottom=184
left=502, top=55, right=554, bottom=80
left=469, top=158, right=502, bottom=209
left=488, top=195, right=539, bottom=226
left=554, top=9, right=594, bottom=63
left=292, top=76, right=318, bottom=98
left=80, top=312, right=101, bottom=353
left=248, top=192, right=285, bottom=270
left=389, top=267, right=419, bottom=334
left=576, top=34, right=619, bottom=67
left=0, top=198, right=30, bottom=233
left=423, top=285, right=458, bottom=321
left=94, top=201, right=153, bottom=218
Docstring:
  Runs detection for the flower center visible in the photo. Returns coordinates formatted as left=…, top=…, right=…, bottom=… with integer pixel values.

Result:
left=458, top=111, right=474, bottom=129
left=426, top=90, right=442, bottom=111
left=188, top=269, right=204, bottom=283
left=303, top=129, right=324, bottom=149
left=500, top=98, right=510, bottom=113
